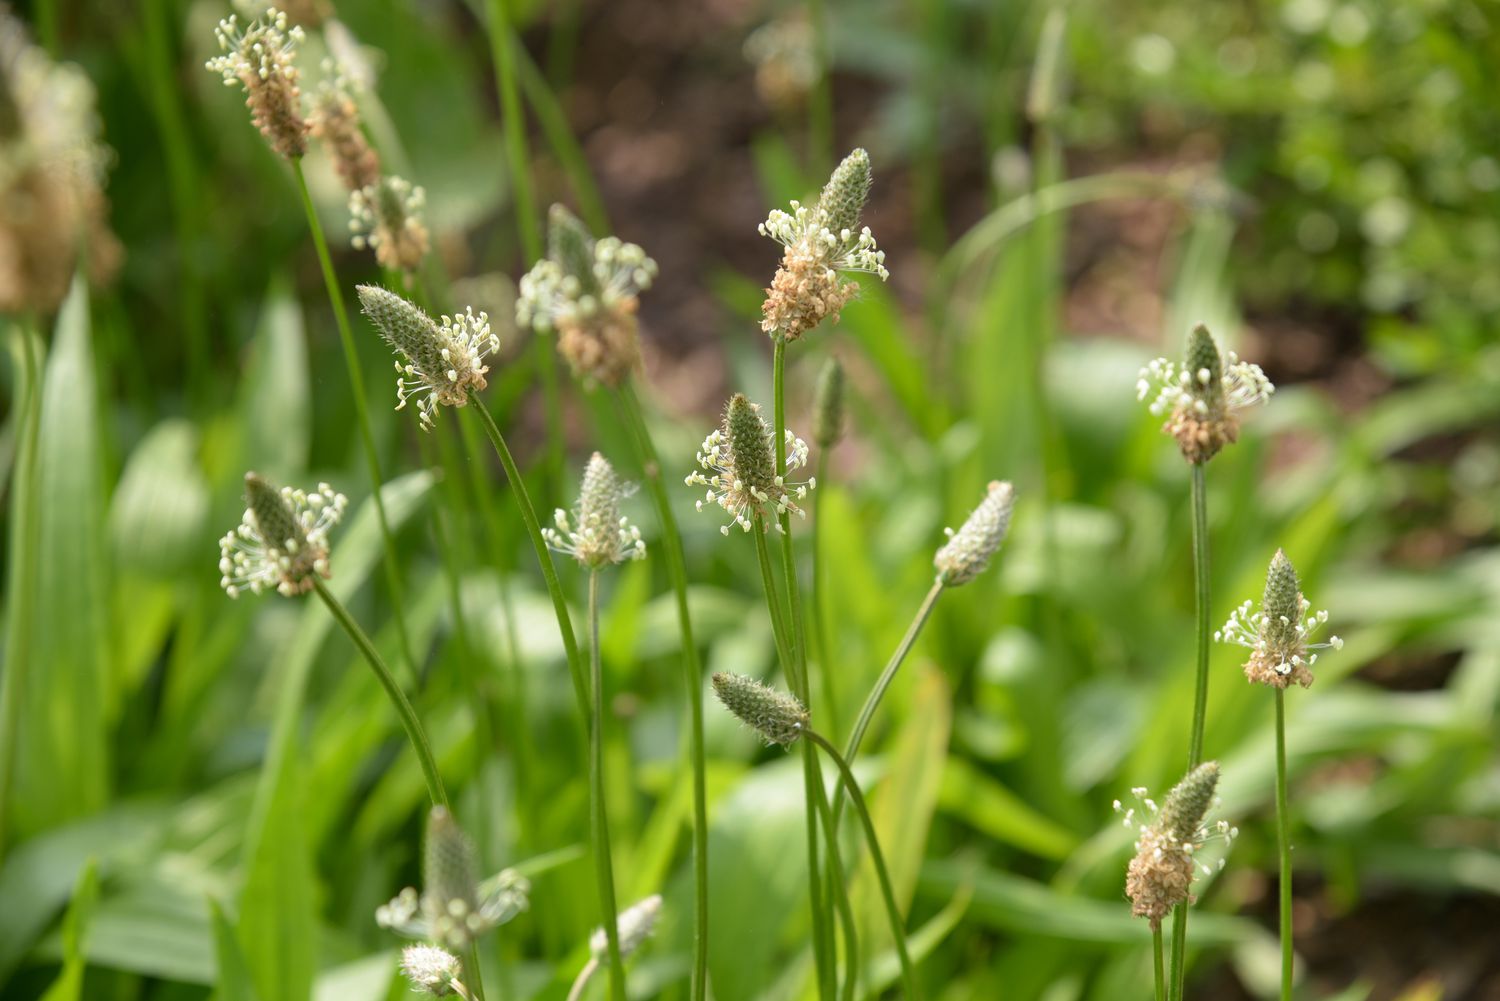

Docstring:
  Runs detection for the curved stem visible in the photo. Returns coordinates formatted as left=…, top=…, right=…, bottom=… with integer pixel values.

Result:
left=566, top=958, right=599, bottom=1001
left=467, top=391, right=589, bottom=718
left=290, top=159, right=417, bottom=684
left=312, top=580, right=447, bottom=808
left=589, top=572, right=628, bottom=999
left=803, top=728, right=922, bottom=1001
left=615, top=385, right=708, bottom=1001
left=1276, top=689, right=1293, bottom=1001
left=1153, top=925, right=1166, bottom=1001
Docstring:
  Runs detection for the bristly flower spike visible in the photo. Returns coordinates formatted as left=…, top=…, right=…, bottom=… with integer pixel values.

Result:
left=310, top=61, right=380, bottom=192
left=356, top=285, right=498, bottom=429
left=590, top=894, right=663, bottom=961
left=218, top=473, right=346, bottom=598
left=400, top=944, right=472, bottom=998
left=205, top=8, right=309, bottom=159
left=759, top=147, right=888, bottom=342
left=1217, top=548, right=1342, bottom=689
left=1119, top=762, right=1239, bottom=929
left=543, top=452, right=646, bottom=569
left=685, top=394, right=814, bottom=535
left=349, top=175, right=430, bottom=274
left=515, top=204, right=657, bottom=386
left=934, top=481, right=1016, bottom=587
left=712, top=672, right=809, bottom=747
left=1136, top=324, right=1273, bottom=464
left=376, top=807, right=531, bottom=950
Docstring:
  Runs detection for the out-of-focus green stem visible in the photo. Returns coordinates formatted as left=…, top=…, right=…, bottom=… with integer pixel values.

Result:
left=588, top=572, right=628, bottom=999
left=1276, top=689, right=1293, bottom=1001
left=290, top=159, right=418, bottom=685
left=810, top=449, right=839, bottom=737
left=615, top=384, right=708, bottom=1001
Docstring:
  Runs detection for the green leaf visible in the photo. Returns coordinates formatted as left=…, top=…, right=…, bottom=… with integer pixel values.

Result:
left=37, top=857, right=100, bottom=1001
left=210, top=900, right=261, bottom=1001
left=9, top=276, right=111, bottom=839
left=236, top=277, right=310, bottom=484
left=938, top=757, right=1079, bottom=860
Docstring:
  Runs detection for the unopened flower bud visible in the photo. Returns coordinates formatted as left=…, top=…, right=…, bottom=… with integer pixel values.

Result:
left=712, top=672, right=809, bottom=746
left=934, top=481, right=1015, bottom=587
left=813, top=356, right=846, bottom=449
left=817, top=147, right=873, bottom=236
left=590, top=894, right=663, bottom=960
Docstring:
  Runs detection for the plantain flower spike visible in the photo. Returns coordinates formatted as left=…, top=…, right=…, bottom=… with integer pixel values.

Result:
left=759, top=147, right=888, bottom=342
left=377, top=807, right=531, bottom=951
left=310, top=62, right=380, bottom=192
left=0, top=8, right=119, bottom=313
left=357, top=285, right=498, bottom=429
left=543, top=452, right=646, bottom=569
left=1137, top=324, right=1274, bottom=464
left=1119, top=762, right=1238, bottom=929
left=205, top=8, right=309, bottom=160
left=349, top=175, right=429, bottom=274
left=934, top=481, right=1016, bottom=587
left=1217, top=548, right=1342, bottom=689
left=515, top=204, right=657, bottom=387
left=813, top=355, right=846, bottom=449
left=400, top=944, right=472, bottom=998
left=218, top=473, right=346, bottom=598
left=712, top=672, right=809, bottom=747
left=591, top=894, right=663, bottom=961
left=686, top=394, right=814, bottom=535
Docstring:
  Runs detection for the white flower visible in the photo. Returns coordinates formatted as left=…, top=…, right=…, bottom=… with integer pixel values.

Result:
left=1216, top=548, right=1342, bottom=689
left=543, top=453, right=646, bottom=569
left=590, top=894, right=663, bottom=960
left=376, top=871, right=530, bottom=949
left=1136, top=352, right=1274, bottom=418
left=685, top=395, right=814, bottom=536
left=358, top=287, right=498, bottom=429
left=400, top=944, right=469, bottom=997
left=516, top=210, right=657, bottom=332
left=218, top=476, right=346, bottom=598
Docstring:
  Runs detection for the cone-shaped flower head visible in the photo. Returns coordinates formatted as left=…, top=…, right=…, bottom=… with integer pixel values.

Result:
left=516, top=204, right=657, bottom=386
left=205, top=8, right=309, bottom=159
left=218, top=474, right=346, bottom=598
left=1216, top=548, right=1342, bottom=689
left=358, top=285, right=497, bottom=429
left=311, top=64, right=380, bottom=192
left=712, top=672, right=809, bottom=746
left=934, top=481, right=1016, bottom=587
left=1137, top=324, right=1274, bottom=464
left=349, top=175, right=429, bottom=274
left=0, top=8, right=118, bottom=313
left=589, top=894, right=663, bottom=960
left=686, top=394, right=814, bottom=535
left=759, top=147, right=887, bottom=342
left=377, top=807, right=531, bottom=950
left=1119, top=762, right=1237, bottom=929
left=543, top=452, right=646, bottom=569
left=400, top=944, right=470, bottom=998
left=813, top=355, right=846, bottom=449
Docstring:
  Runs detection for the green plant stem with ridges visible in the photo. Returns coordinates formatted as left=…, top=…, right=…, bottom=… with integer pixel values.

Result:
left=588, top=572, right=628, bottom=1000
left=0, top=321, right=41, bottom=857
left=468, top=392, right=589, bottom=720
left=1153, top=925, right=1166, bottom=1001
left=481, top=0, right=564, bottom=492
left=803, top=729, right=923, bottom=1001
left=772, top=338, right=837, bottom=1000
left=752, top=525, right=832, bottom=1001
left=1171, top=463, right=1212, bottom=1001
left=312, top=580, right=447, bottom=808
left=290, top=160, right=418, bottom=685
left=615, top=384, right=709, bottom=1001
left=810, top=448, right=839, bottom=739
left=1276, top=689, right=1293, bottom=1001
left=828, top=579, right=945, bottom=832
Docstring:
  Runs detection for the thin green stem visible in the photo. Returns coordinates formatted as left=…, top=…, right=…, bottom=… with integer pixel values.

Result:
left=1187, top=463, right=1211, bottom=766
left=290, top=159, right=418, bottom=684
left=1168, top=903, right=1185, bottom=1001
left=1153, top=925, right=1166, bottom=1001
left=464, top=943, right=489, bottom=1001
left=565, top=958, right=599, bottom=1001
left=810, top=754, right=859, bottom=1001
left=467, top=392, right=589, bottom=719
left=772, top=341, right=835, bottom=1000
left=803, top=729, right=922, bottom=1001
left=829, top=580, right=945, bottom=833
left=615, top=384, right=708, bottom=1001
left=1276, top=689, right=1293, bottom=1001
left=312, top=580, right=447, bottom=808
left=810, top=449, right=839, bottom=739
left=807, top=0, right=834, bottom=174
left=753, top=526, right=830, bottom=1001
left=589, top=572, right=628, bottom=999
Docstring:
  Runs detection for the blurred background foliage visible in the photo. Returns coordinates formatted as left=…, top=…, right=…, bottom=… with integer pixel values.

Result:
left=1, top=0, right=1498, bottom=999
